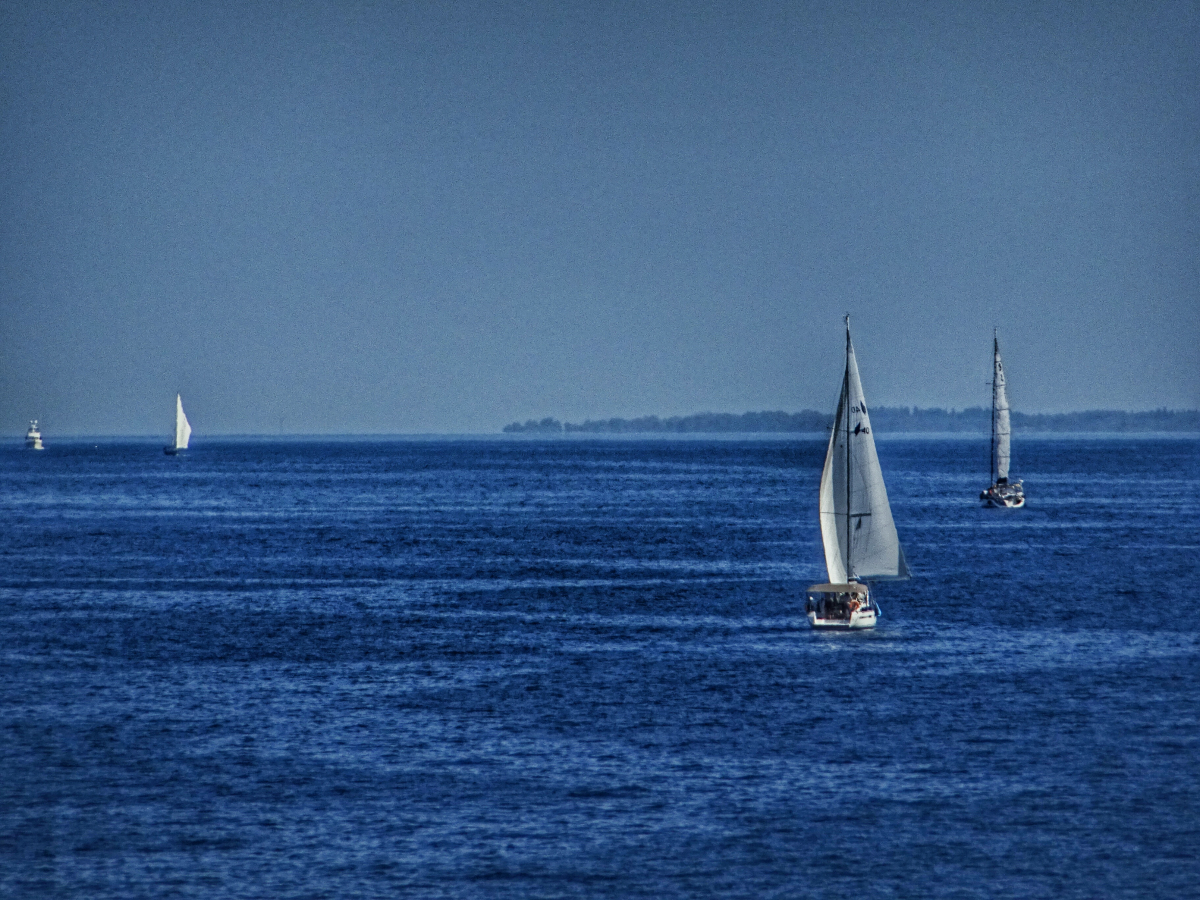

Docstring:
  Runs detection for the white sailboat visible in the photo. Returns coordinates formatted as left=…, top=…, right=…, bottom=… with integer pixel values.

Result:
left=163, top=394, right=192, bottom=456
left=980, top=332, right=1024, bottom=508
left=25, top=420, right=43, bottom=450
left=805, top=317, right=910, bottom=629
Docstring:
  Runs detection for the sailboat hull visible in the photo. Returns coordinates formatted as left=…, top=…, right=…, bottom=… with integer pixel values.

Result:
left=981, top=481, right=1025, bottom=508
left=984, top=496, right=1024, bottom=508
left=804, top=584, right=879, bottom=630
left=807, top=608, right=877, bottom=630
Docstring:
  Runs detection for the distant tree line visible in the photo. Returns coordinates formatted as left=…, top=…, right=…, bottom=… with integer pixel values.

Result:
left=503, top=411, right=832, bottom=434
left=503, top=408, right=1200, bottom=434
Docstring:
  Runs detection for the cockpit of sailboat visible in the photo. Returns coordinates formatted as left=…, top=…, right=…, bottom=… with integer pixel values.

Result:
left=805, top=583, right=870, bottom=621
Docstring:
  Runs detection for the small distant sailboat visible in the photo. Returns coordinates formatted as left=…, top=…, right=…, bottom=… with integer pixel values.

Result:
left=806, top=317, right=910, bottom=630
left=980, top=332, right=1025, bottom=508
left=164, top=394, right=191, bottom=456
left=25, top=420, right=43, bottom=450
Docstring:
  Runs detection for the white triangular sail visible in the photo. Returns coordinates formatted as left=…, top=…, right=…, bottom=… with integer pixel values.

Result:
left=991, top=334, right=1010, bottom=482
left=174, top=394, right=192, bottom=450
left=819, top=321, right=909, bottom=583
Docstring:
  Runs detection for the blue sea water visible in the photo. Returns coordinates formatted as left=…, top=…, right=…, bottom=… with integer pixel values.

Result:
left=1, top=435, right=1198, bottom=899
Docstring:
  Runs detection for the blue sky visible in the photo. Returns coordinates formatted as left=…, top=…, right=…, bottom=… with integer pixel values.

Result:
left=2, top=0, right=1197, bottom=434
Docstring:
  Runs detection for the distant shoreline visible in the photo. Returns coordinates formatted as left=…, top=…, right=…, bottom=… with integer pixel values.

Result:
left=502, top=408, right=1200, bottom=434
left=11, top=429, right=1200, bottom=443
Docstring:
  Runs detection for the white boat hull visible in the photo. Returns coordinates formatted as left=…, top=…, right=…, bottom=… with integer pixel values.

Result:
left=985, top=495, right=1024, bottom=508
left=805, top=583, right=879, bottom=630
left=807, top=608, right=877, bottom=630
left=981, top=481, right=1025, bottom=508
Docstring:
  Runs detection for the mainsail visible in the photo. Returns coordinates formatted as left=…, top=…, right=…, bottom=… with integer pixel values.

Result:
left=818, top=320, right=910, bottom=583
left=174, top=395, right=192, bottom=451
left=991, top=333, right=1010, bottom=482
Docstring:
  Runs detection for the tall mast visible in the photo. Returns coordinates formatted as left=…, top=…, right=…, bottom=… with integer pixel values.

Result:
left=990, top=329, right=997, bottom=484
left=844, top=314, right=852, bottom=581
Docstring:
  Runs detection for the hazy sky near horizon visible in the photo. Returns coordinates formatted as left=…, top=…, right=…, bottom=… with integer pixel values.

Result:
left=2, top=0, right=1197, bottom=435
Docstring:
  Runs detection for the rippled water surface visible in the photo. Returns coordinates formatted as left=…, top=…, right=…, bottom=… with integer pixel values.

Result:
left=2, top=436, right=1198, bottom=898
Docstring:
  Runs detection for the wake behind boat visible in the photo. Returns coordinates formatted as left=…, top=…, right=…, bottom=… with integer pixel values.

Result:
left=980, top=332, right=1025, bottom=508
left=806, top=317, right=910, bottom=630
left=164, top=394, right=191, bottom=456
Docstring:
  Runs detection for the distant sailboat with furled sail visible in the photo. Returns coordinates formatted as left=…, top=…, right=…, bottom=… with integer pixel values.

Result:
left=805, top=316, right=910, bottom=629
left=164, top=394, right=191, bottom=456
left=980, top=332, right=1024, bottom=508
